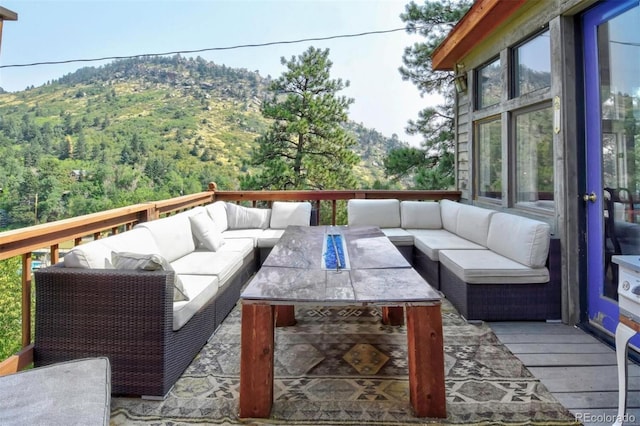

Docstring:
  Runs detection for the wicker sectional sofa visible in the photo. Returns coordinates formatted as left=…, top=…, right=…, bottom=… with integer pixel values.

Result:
left=347, top=198, right=560, bottom=321
left=34, top=201, right=311, bottom=398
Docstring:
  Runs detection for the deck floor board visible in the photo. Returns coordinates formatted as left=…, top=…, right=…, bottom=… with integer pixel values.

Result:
left=489, top=321, right=640, bottom=426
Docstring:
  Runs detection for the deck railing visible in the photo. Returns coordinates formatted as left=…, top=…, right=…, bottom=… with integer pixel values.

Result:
left=0, top=184, right=460, bottom=375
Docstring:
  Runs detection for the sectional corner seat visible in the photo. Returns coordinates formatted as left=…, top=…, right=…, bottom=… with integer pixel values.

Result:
left=347, top=198, right=560, bottom=322
left=34, top=200, right=311, bottom=398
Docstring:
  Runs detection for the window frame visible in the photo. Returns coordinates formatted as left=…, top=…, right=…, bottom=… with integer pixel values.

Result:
left=471, top=27, right=555, bottom=217
left=475, top=56, right=502, bottom=110
left=475, top=115, right=504, bottom=204
left=510, top=101, right=555, bottom=213
left=510, top=27, right=551, bottom=99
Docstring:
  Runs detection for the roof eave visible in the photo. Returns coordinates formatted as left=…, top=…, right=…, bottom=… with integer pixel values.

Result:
left=0, top=6, right=17, bottom=21
left=432, top=0, right=527, bottom=71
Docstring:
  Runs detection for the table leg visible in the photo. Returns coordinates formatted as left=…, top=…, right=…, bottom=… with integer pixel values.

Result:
left=276, top=305, right=296, bottom=326
left=406, top=305, right=446, bottom=418
left=239, top=303, right=275, bottom=418
left=382, top=306, right=404, bottom=326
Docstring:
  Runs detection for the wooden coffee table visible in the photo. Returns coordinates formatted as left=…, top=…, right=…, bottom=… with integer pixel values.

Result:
left=239, top=225, right=445, bottom=419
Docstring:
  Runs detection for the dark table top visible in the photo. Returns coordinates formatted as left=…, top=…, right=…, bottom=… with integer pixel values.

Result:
left=241, top=225, right=440, bottom=306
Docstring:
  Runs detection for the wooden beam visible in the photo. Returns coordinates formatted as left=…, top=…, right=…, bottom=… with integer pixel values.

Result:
left=21, top=254, right=32, bottom=348
left=0, top=7, right=18, bottom=21
left=0, top=6, right=17, bottom=58
left=432, top=0, right=527, bottom=70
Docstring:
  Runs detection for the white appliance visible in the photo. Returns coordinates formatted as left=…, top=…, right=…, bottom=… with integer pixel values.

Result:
left=612, top=255, right=640, bottom=426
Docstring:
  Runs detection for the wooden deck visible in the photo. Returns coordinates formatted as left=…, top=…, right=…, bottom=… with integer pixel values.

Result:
left=489, top=322, right=640, bottom=426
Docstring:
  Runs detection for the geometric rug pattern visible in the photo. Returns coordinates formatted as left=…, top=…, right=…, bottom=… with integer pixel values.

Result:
left=110, top=300, right=580, bottom=425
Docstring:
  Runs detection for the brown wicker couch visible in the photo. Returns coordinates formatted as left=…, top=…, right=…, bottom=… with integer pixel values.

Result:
left=35, top=256, right=254, bottom=397
left=34, top=201, right=311, bottom=398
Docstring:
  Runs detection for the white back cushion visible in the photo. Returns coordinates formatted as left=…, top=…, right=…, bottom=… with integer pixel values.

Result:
left=486, top=212, right=551, bottom=268
left=204, top=201, right=228, bottom=233
left=225, top=202, right=271, bottom=229
left=63, top=227, right=159, bottom=269
left=135, top=208, right=199, bottom=262
left=270, top=201, right=312, bottom=228
left=400, top=201, right=442, bottom=229
left=347, top=199, right=400, bottom=228
left=439, top=199, right=461, bottom=233
left=455, top=204, right=496, bottom=247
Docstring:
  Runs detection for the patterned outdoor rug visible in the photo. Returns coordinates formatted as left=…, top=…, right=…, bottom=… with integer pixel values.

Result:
left=110, top=300, right=579, bottom=425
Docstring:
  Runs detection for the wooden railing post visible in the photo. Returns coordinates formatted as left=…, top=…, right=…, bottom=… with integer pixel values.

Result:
left=21, top=253, right=32, bottom=348
left=138, top=203, right=157, bottom=223
left=50, top=244, right=60, bottom=265
left=332, top=200, right=337, bottom=226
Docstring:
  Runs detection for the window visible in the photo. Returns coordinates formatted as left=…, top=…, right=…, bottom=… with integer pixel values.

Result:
left=515, top=105, right=554, bottom=209
left=472, top=28, right=555, bottom=214
left=513, top=30, right=551, bottom=97
left=477, top=58, right=501, bottom=108
left=477, top=118, right=502, bottom=199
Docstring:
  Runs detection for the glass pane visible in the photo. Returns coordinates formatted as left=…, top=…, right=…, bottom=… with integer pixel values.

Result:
left=598, top=5, right=640, bottom=299
left=515, top=106, right=554, bottom=209
left=477, top=118, right=502, bottom=199
left=514, top=30, right=551, bottom=97
left=477, top=58, right=501, bottom=108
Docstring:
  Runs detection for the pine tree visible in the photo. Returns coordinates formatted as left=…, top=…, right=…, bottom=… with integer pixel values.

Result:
left=242, top=47, right=358, bottom=190
left=384, top=0, right=472, bottom=189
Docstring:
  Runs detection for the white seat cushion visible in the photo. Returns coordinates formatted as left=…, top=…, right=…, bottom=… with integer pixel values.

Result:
left=439, top=249, right=550, bottom=284
left=170, top=250, right=243, bottom=284
left=406, top=228, right=452, bottom=238
left=269, top=201, right=312, bottom=228
left=172, top=275, right=219, bottom=330
left=221, top=229, right=265, bottom=246
left=381, top=228, right=414, bottom=246
left=400, top=201, right=442, bottom=229
left=347, top=199, right=400, bottom=228
left=258, top=229, right=286, bottom=248
left=216, top=237, right=255, bottom=258
left=413, top=230, right=485, bottom=261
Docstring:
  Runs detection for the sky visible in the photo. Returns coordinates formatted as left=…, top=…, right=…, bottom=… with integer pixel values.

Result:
left=0, top=0, right=442, bottom=147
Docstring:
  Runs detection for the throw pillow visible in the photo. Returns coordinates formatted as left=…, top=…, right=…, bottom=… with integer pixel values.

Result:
left=111, top=251, right=189, bottom=302
left=189, top=210, right=225, bottom=251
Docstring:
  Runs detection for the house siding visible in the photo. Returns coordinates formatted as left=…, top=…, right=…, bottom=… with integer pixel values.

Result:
left=450, top=0, right=601, bottom=324
left=456, top=91, right=471, bottom=200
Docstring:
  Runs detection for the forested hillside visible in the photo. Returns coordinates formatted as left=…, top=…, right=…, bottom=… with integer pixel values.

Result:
left=0, top=55, right=408, bottom=230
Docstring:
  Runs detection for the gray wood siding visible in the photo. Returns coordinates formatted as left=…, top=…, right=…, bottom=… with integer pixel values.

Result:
left=448, top=0, right=604, bottom=323
left=456, top=81, right=472, bottom=201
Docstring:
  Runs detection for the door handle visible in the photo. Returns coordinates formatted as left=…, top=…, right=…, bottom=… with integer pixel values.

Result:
left=583, top=192, right=597, bottom=202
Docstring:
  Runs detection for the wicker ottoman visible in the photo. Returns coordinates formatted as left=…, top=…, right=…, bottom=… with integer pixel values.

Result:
left=0, top=357, right=111, bottom=426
